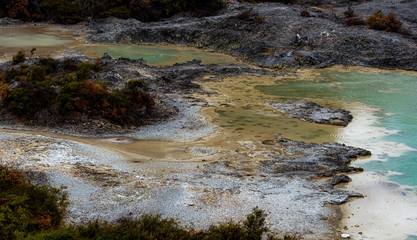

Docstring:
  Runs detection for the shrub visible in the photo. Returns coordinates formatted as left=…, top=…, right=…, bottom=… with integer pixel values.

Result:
left=343, top=7, right=355, bottom=18
left=1, top=55, right=155, bottom=125
left=12, top=50, right=26, bottom=65
left=6, top=84, right=56, bottom=119
left=344, top=7, right=365, bottom=26
left=0, top=164, right=68, bottom=240
left=367, top=10, right=402, bottom=33
left=347, top=16, right=365, bottom=26
left=75, top=62, right=96, bottom=80
left=99, top=6, right=132, bottom=19
left=27, top=207, right=294, bottom=239
left=239, top=0, right=294, bottom=4
left=40, top=0, right=84, bottom=24
left=300, top=10, right=310, bottom=17
left=243, top=207, right=268, bottom=240
left=6, top=0, right=30, bottom=20
left=0, top=82, right=11, bottom=102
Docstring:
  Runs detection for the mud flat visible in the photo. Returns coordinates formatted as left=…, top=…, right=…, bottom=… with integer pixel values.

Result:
left=0, top=128, right=369, bottom=239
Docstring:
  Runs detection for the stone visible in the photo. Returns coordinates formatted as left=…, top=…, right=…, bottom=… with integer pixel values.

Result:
left=267, top=101, right=353, bottom=126
left=341, top=233, right=350, bottom=239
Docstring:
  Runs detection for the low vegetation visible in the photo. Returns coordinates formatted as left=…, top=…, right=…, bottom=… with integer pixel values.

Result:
left=236, top=8, right=265, bottom=23
left=344, top=7, right=365, bottom=26
left=343, top=8, right=412, bottom=35
left=366, top=10, right=412, bottom=35
left=300, top=9, right=311, bottom=17
left=0, top=163, right=298, bottom=240
left=0, top=51, right=154, bottom=126
left=239, top=0, right=294, bottom=4
left=0, top=164, right=67, bottom=240
left=0, top=0, right=224, bottom=23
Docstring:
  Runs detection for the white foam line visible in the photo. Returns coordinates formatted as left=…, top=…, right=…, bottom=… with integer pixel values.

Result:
left=337, top=104, right=417, bottom=239
left=337, top=106, right=416, bottom=163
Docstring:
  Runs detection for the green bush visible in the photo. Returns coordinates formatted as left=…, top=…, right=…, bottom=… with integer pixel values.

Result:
left=0, top=164, right=68, bottom=240
left=27, top=207, right=293, bottom=240
left=0, top=167, right=299, bottom=240
left=1, top=55, right=155, bottom=125
left=40, top=0, right=84, bottom=24
left=12, top=50, right=26, bottom=65
left=6, top=84, right=56, bottom=119
left=3, top=0, right=226, bottom=23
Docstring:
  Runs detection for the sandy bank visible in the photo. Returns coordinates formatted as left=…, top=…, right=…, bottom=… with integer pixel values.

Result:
left=339, top=172, right=417, bottom=239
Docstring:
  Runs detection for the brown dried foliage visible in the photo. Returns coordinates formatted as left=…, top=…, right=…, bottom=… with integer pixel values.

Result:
left=6, top=0, right=30, bottom=19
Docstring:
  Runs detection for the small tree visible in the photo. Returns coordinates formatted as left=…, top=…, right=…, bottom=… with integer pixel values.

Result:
left=244, top=207, right=269, bottom=240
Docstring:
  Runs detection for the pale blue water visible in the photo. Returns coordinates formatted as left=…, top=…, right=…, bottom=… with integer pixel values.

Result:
left=256, top=68, right=417, bottom=187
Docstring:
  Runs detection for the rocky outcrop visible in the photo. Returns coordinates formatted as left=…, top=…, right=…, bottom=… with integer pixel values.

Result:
left=260, top=135, right=370, bottom=178
left=267, top=101, right=353, bottom=126
left=86, top=0, right=417, bottom=70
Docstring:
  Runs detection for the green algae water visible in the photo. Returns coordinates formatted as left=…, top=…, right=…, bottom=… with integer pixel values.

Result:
left=256, top=68, right=417, bottom=188
left=79, top=45, right=241, bottom=66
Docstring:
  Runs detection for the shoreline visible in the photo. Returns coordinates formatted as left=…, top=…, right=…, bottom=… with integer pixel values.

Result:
left=0, top=51, right=410, bottom=239
left=2, top=15, right=417, bottom=238
left=334, top=98, right=417, bottom=239
left=0, top=68, right=369, bottom=239
left=339, top=172, right=417, bottom=239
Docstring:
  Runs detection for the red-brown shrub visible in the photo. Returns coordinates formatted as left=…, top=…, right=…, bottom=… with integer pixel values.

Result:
left=347, top=17, right=365, bottom=26
left=367, top=10, right=402, bottom=32
left=300, top=10, right=311, bottom=17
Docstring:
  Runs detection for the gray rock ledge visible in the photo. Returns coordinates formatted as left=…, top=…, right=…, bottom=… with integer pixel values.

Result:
left=267, top=101, right=353, bottom=126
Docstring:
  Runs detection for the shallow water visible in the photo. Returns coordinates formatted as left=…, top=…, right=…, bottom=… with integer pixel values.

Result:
left=79, top=44, right=242, bottom=66
left=2, top=25, right=417, bottom=239
left=255, top=67, right=417, bottom=188
left=0, top=28, right=73, bottom=47
left=0, top=26, right=77, bottom=62
left=250, top=67, right=417, bottom=239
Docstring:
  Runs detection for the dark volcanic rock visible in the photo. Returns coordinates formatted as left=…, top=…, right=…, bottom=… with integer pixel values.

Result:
left=329, top=174, right=351, bottom=185
left=261, top=135, right=370, bottom=178
left=86, top=0, right=417, bottom=70
left=267, top=101, right=353, bottom=126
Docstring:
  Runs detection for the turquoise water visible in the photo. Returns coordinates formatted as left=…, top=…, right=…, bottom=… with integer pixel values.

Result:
left=80, top=45, right=240, bottom=66
left=256, top=68, right=417, bottom=187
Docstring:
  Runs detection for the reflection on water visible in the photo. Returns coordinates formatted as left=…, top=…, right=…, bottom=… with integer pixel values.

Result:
left=79, top=44, right=242, bottom=66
